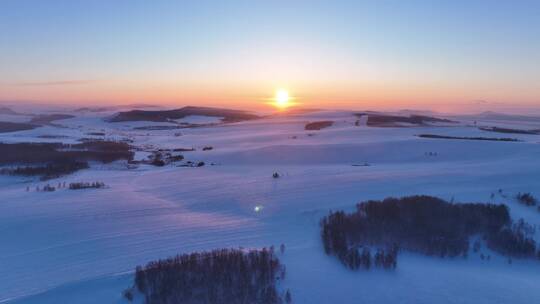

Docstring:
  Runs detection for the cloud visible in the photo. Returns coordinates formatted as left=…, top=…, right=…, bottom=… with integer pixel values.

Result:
left=13, top=80, right=96, bottom=87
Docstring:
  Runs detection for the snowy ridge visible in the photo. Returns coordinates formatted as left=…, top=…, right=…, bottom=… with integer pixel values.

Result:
left=0, top=109, right=539, bottom=303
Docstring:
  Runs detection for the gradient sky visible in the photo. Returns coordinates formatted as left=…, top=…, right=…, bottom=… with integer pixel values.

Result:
left=1, top=0, right=539, bottom=112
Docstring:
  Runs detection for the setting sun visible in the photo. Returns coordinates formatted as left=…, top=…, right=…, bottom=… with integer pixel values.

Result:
left=273, top=89, right=292, bottom=109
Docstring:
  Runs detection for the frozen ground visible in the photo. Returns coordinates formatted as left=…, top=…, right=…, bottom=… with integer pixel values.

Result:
left=1, top=109, right=539, bottom=303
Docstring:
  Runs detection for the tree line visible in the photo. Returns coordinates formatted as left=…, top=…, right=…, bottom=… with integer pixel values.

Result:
left=1, top=161, right=89, bottom=180
left=338, top=245, right=398, bottom=270
left=126, top=247, right=290, bottom=304
left=515, top=192, right=537, bottom=206
left=69, top=181, right=106, bottom=190
left=321, top=195, right=539, bottom=269
left=0, top=141, right=133, bottom=179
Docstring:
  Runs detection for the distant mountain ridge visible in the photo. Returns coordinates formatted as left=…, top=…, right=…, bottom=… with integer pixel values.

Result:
left=75, top=104, right=162, bottom=113
left=29, top=114, right=75, bottom=125
left=108, top=106, right=260, bottom=123
left=0, top=121, right=37, bottom=133
left=0, top=107, right=22, bottom=115
left=355, top=112, right=457, bottom=127
left=472, top=111, right=540, bottom=122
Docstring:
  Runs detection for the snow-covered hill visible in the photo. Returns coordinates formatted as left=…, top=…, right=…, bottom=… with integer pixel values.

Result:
left=1, top=109, right=539, bottom=303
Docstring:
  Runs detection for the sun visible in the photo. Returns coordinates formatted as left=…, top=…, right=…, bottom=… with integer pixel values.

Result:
left=274, top=89, right=291, bottom=109
left=266, top=88, right=296, bottom=110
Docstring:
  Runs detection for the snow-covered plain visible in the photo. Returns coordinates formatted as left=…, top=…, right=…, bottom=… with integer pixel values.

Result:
left=1, top=109, right=540, bottom=303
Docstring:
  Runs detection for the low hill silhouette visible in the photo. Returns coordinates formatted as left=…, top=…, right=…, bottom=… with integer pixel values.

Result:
left=108, top=106, right=260, bottom=123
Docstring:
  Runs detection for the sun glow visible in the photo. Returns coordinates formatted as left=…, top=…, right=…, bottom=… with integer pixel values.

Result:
left=272, top=89, right=292, bottom=109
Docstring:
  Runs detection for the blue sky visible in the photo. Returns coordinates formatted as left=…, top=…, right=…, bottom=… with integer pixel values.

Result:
left=1, top=0, right=539, bottom=111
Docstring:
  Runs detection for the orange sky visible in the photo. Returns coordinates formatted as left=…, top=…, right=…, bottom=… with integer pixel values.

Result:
left=1, top=1, right=539, bottom=113
left=2, top=78, right=539, bottom=114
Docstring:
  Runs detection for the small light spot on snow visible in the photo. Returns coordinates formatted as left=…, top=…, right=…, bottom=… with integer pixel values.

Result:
left=254, top=205, right=263, bottom=212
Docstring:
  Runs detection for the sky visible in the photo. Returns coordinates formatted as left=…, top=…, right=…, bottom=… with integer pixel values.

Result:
left=1, top=0, right=539, bottom=112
